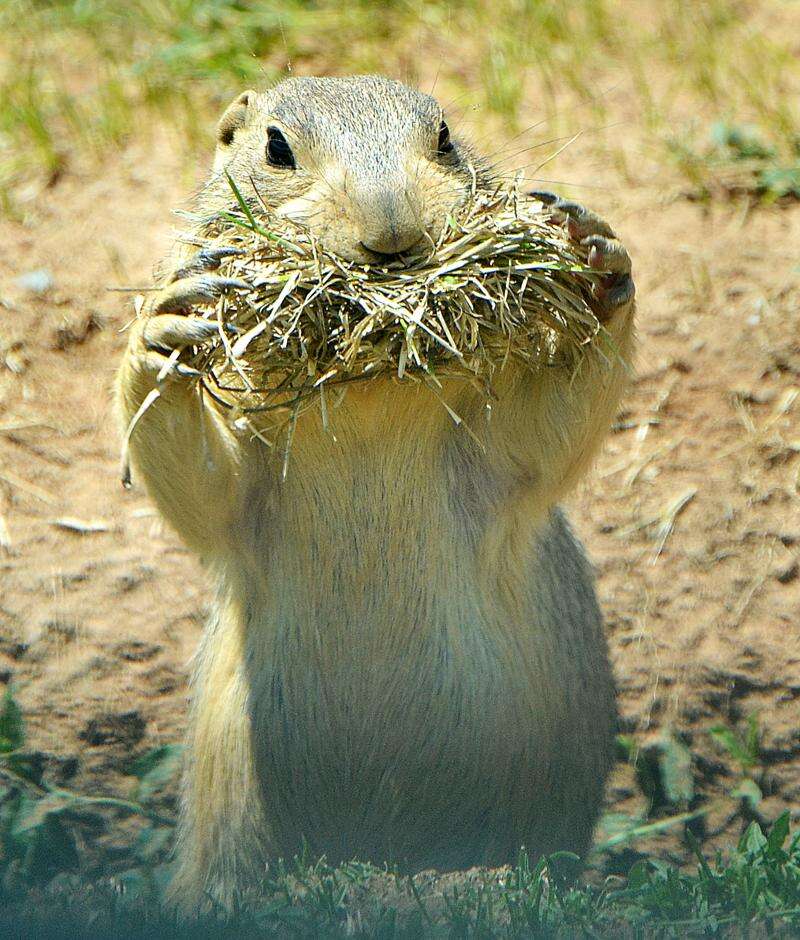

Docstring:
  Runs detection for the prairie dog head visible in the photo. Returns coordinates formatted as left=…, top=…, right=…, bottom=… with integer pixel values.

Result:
left=208, top=76, right=480, bottom=264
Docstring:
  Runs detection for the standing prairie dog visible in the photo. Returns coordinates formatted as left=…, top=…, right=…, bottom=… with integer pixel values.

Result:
left=116, top=75, right=635, bottom=910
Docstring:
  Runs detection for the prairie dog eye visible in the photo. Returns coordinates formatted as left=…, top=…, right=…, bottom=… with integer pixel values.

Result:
left=437, top=120, right=454, bottom=155
left=266, top=126, right=295, bottom=169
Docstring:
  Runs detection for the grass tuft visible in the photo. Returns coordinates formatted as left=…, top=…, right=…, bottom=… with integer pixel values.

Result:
left=669, top=121, right=800, bottom=203
left=3, top=687, right=800, bottom=935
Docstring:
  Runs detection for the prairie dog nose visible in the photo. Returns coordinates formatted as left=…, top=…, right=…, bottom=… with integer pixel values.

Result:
left=360, top=228, right=423, bottom=257
left=356, top=187, right=424, bottom=256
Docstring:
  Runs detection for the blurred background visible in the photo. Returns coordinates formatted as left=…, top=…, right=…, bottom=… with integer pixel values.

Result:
left=0, top=0, right=799, bottom=930
left=3, top=0, right=800, bottom=207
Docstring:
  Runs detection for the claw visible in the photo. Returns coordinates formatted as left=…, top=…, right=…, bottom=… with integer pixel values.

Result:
left=170, top=246, right=245, bottom=283
left=601, top=276, right=635, bottom=310
left=557, top=200, right=590, bottom=219
left=565, top=209, right=614, bottom=240
left=139, top=350, right=202, bottom=380
left=154, top=275, right=250, bottom=315
left=530, top=189, right=558, bottom=205
left=143, top=314, right=221, bottom=352
left=583, top=235, right=631, bottom=277
left=529, top=191, right=615, bottom=239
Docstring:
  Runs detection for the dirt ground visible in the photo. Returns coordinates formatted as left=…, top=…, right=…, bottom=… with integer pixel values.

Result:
left=1, top=99, right=799, bottom=871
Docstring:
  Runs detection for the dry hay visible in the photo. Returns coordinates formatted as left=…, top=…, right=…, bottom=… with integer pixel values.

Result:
left=153, top=179, right=608, bottom=447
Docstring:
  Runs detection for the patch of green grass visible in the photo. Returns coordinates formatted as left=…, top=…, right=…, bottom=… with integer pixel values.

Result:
left=3, top=820, right=800, bottom=937
left=668, top=121, right=800, bottom=203
left=3, top=688, right=800, bottom=936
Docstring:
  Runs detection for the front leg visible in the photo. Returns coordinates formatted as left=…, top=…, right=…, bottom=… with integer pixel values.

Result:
left=116, top=248, right=249, bottom=556
left=488, top=194, right=636, bottom=509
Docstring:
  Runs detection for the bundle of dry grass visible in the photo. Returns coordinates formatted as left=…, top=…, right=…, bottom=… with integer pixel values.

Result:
left=184, top=179, right=604, bottom=427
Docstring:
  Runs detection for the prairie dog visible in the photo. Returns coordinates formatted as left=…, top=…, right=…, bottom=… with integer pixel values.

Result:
left=116, top=75, right=635, bottom=910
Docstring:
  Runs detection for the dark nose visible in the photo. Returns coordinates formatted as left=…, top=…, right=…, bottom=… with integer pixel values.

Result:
left=360, top=242, right=418, bottom=262
left=360, top=231, right=423, bottom=257
left=356, top=187, right=424, bottom=257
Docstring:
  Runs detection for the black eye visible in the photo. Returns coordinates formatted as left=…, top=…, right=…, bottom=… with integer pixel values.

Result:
left=437, top=120, right=454, bottom=155
left=266, top=126, right=295, bottom=169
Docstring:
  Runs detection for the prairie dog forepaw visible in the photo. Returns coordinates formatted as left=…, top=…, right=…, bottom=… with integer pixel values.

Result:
left=583, top=234, right=635, bottom=315
left=530, top=190, right=635, bottom=322
left=130, top=247, right=249, bottom=382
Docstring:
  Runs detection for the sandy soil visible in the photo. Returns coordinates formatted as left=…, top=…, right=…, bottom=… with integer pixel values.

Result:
left=1, top=112, right=798, bottom=870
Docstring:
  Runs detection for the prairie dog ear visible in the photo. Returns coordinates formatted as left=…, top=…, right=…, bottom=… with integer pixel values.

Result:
left=216, top=90, right=256, bottom=147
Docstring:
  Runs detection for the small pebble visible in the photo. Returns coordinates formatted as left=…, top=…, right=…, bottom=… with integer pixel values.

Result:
left=15, top=268, right=54, bottom=294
